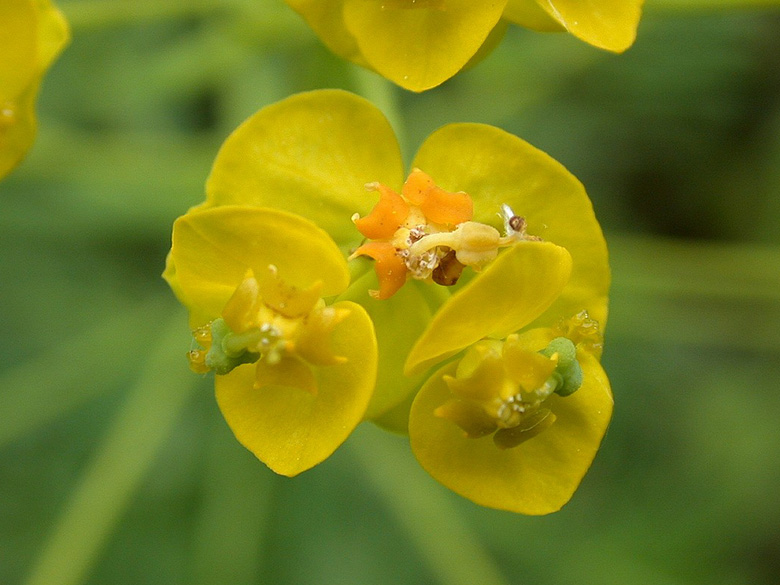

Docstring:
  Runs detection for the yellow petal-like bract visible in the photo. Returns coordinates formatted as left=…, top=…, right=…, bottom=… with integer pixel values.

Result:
left=410, top=337, right=613, bottom=513
left=405, top=241, right=572, bottom=376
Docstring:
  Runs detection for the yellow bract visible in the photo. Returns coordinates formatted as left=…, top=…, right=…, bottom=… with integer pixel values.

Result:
left=203, top=91, right=403, bottom=249
left=411, top=123, right=610, bottom=329
left=404, top=241, right=573, bottom=376
left=215, top=295, right=376, bottom=476
left=285, top=0, right=644, bottom=91
left=410, top=326, right=613, bottom=514
left=505, top=0, right=645, bottom=52
left=165, top=206, right=377, bottom=476
left=0, top=0, right=69, bottom=179
left=166, top=205, right=351, bottom=328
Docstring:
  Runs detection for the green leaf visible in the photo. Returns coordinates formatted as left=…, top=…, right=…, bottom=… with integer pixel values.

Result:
left=350, top=426, right=513, bottom=585
left=22, top=319, right=197, bottom=585
left=0, top=299, right=172, bottom=449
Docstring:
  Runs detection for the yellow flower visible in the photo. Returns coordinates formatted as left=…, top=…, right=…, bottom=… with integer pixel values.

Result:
left=0, top=0, right=69, bottom=179
left=284, top=0, right=644, bottom=91
left=409, top=312, right=612, bottom=514
left=164, top=206, right=377, bottom=476
left=172, top=89, right=612, bottom=510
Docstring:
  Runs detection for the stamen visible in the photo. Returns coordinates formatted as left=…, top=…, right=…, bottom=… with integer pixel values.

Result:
left=188, top=349, right=210, bottom=374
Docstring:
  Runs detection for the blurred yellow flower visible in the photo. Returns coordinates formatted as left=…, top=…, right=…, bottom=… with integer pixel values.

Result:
left=0, top=0, right=69, bottom=179
left=168, top=89, right=611, bottom=510
left=284, top=0, right=644, bottom=91
left=165, top=206, right=377, bottom=476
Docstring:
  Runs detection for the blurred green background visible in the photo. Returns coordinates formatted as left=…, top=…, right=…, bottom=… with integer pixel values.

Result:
left=2, top=1, right=780, bottom=584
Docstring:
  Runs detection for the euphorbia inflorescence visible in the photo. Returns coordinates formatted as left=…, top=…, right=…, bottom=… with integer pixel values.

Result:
left=164, top=90, right=613, bottom=513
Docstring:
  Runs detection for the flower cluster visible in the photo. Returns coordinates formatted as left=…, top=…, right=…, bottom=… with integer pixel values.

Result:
left=349, top=168, right=540, bottom=299
left=0, top=0, right=69, bottom=179
left=165, top=90, right=612, bottom=513
left=285, top=0, right=645, bottom=91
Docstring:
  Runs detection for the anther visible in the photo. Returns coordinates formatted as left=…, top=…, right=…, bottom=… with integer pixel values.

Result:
left=509, top=215, right=525, bottom=232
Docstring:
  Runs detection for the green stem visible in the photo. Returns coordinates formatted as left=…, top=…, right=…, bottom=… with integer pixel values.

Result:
left=22, top=316, right=198, bottom=585
left=350, top=428, right=512, bottom=585
left=351, top=66, right=407, bottom=152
